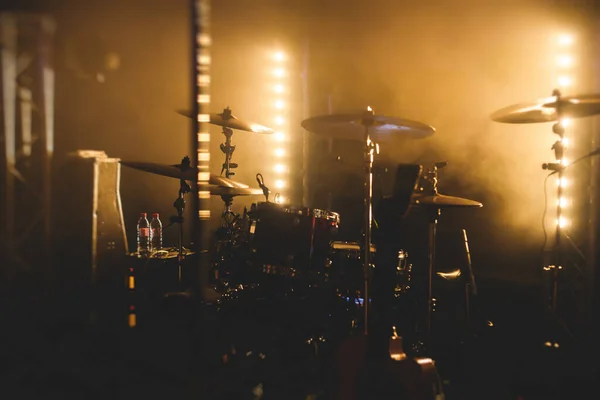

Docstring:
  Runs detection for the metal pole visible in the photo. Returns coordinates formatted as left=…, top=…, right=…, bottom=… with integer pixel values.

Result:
left=0, top=14, right=17, bottom=272
left=38, top=16, right=56, bottom=286
left=191, top=0, right=211, bottom=299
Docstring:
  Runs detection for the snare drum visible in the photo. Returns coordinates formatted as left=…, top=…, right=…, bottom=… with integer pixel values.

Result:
left=248, top=202, right=340, bottom=271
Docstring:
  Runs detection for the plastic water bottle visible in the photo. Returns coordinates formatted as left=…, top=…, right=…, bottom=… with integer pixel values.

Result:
left=137, top=213, right=151, bottom=256
left=150, top=213, right=163, bottom=251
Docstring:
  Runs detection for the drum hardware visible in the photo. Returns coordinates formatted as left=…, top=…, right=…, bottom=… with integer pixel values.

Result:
left=302, top=110, right=435, bottom=336
left=412, top=162, right=482, bottom=350
left=491, top=89, right=600, bottom=314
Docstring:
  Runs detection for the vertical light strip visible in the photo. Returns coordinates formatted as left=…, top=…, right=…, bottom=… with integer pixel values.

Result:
left=192, top=0, right=211, bottom=293
left=270, top=49, right=289, bottom=204
left=555, top=33, right=575, bottom=229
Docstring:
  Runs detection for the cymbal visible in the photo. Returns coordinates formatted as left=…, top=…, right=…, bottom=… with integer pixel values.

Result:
left=177, top=110, right=274, bottom=133
left=120, top=161, right=249, bottom=188
left=301, top=113, right=435, bottom=141
left=412, top=193, right=482, bottom=208
left=490, top=93, right=600, bottom=124
left=203, top=185, right=264, bottom=197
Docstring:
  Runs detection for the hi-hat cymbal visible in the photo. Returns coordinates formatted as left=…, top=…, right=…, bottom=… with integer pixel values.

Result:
left=120, top=161, right=249, bottom=188
left=490, top=93, right=600, bottom=124
left=177, top=109, right=274, bottom=133
left=301, top=113, right=435, bottom=141
left=203, top=185, right=264, bottom=197
left=412, top=193, right=482, bottom=208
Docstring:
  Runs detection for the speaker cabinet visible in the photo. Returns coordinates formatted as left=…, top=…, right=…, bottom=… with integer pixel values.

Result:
left=53, top=150, right=128, bottom=295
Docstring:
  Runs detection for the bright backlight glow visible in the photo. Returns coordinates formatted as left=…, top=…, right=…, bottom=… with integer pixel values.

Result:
left=557, top=34, right=574, bottom=46
left=556, top=55, right=574, bottom=68
left=557, top=76, right=572, bottom=87
left=273, top=84, right=285, bottom=93
left=274, top=100, right=285, bottom=109
left=274, top=148, right=285, bottom=157
left=274, top=131, right=285, bottom=141
left=274, top=116, right=285, bottom=126
left=275, top=180, right=286, bottom=189
left=273, top=67, right=286, bottom=78
left=273, top=51, right=286, bottom=62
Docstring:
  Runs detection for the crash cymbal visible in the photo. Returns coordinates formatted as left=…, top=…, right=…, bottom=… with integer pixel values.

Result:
left=412, top=193, right=482, bottom=208
left=301, top=113, right=435, bottom=141
left=203, top=184, right=264, bottom=197
left=490, top=93, right=600, bottom=124
left=177, top=109, right=274, bottom=133
left=120, top=161, right=250, bottom=188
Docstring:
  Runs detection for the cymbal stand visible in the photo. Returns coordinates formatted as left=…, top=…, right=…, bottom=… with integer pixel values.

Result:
left=172, top=176, right=190, bottom=289
left=425, top=164, right=442, bottom=346
left=362, top=107, right=377, bottom=335
left=219, top=107, right=238, bottom=179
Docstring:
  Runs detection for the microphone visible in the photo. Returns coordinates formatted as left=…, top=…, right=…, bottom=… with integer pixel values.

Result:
left=542, top=162, right=564, bottom=172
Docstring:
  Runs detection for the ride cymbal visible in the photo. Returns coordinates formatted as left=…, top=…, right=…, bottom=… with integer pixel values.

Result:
left=177, top=109, right=274, bottom=133
left=301, top=113, right=435, bottom=142
left=412, top=193, right=482, bottom=208
left=490, top=93, right=600, bottom=124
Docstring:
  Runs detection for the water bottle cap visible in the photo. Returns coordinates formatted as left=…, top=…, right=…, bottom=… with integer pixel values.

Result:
left=152, top=213, right=159, bottom=218
left=140, top=212, right=147, bottom=217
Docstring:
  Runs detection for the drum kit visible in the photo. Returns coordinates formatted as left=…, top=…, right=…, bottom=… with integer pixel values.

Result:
left=120, top=90, right=600, bottom=363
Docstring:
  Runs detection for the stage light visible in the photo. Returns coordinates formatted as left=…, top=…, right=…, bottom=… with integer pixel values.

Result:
left=557, top=76, right=572, bottom=87
left=274, top=148, right=285, bottom=157
left=274, top=100, right=285, bottom=109
left=560, top=118, right=571, bottom=128
left=558, top=197, right=570, bottom=208
left=275, top=179, right=286, bottom=189
left=273, top=131, right=286, bottom=141
left=556, top=217, right=569, bottom=228
left=556, top=55, right=574, bottom=68
left=273, top=51, right=286, bottom=62
left=274, top=164, right=287, bottom=173
left=273, top=84, right=285, bottom=93
left=274, top=116, right=285, bottom=125
left=273, top=67, right=286, bottom=78
left=557, top=34, right=574, bottom=46
left=557, top=177, right=569, bottom=188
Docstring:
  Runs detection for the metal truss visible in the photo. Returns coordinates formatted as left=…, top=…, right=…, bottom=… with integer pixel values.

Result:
left=0, top=13, right=55, bottom=281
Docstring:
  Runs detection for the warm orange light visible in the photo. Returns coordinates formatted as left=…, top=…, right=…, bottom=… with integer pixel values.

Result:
left=557, top=76, right=572, bottom=87
left=556, top=55, right=574, bottom=68
left=274, top=100, right=285, bottom=109
left=273, top=84, right=285, bottom=93
left=557, top=34, right=574, bottom=46
left=273, top=131, right=285, bottom=141
left=273, top=164, right=287, bottom=173
left=274, top=116, right=285, bottom=126
left=556, top=217, right=568, bottom=228
left=558, top=197, right=569, bottom=208
left=273, top=51, right=286, bottom=62
left=275, top=180, right=286, bottom=189
left=274, top=148, right=285, bottom=157
left=272, top=67, right=286, bottom=78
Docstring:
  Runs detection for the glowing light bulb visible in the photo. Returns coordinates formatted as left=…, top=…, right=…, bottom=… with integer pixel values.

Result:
left=274, top=148, right=285, bottom=157
left=273, top=67, right=286, bottom=78
left=275, top=180, right=286, bottom=189
left=556, top=55, right=574, bottom=68
left=274, top=116, right=285, bottom=126
left=273, top=132, right=285, bottom=141
left=273, top=164, right=287, bottom=173
left=273, top=51, right=286, bottom=62
left=273, top=84, right=285, bottom=93
left=557, top=76, right=572, bottom=87
left=557, top=34, right=574, bottom=46
left=274, top=100, right=285, bottom=109
left=558, top=197, right=569, bottom=208
left=556, top=217, right=568, bottom=228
